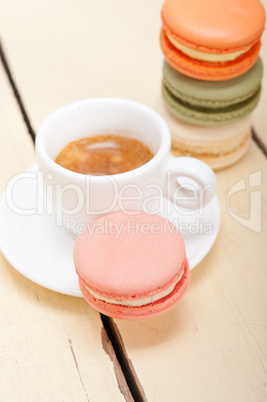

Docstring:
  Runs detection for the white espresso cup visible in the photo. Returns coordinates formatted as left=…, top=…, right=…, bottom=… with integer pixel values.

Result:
left=35, top=98, right=216, bottom=231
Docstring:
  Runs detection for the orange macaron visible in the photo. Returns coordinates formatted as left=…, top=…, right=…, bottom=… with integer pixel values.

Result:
left=160, top=0, right=266, bottom=81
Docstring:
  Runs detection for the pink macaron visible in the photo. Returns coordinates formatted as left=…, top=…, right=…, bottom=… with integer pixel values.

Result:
left=73, top=211, right=190, bottom=320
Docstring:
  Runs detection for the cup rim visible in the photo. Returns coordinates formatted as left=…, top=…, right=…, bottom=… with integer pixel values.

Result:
left=35, top=97, right=171, bottom=181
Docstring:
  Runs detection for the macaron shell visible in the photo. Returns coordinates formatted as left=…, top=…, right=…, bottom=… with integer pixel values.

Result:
left=172, top=135, right=251, bottom=171
left=162, top=58, right=263, bottom=108
left=171, top=124, right=251, bottom=156
left=162, top=0, right=266, bottom=50
left=78, top=258, right=190, bottom=320
left=162, top=83, right=261, bottom=125
left=74, top=212, right=186, bottom=299
left=154, top=96, right=253, bottom=169
left=160, top=28, right=261, bottom=81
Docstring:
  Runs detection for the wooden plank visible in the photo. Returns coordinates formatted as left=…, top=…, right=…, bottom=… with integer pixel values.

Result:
left=114, top=142, right=267, bottom=401
left=0, top=58, right=127, bottom=402
left=0, top=0, right=266, bottom=145
left=0, top=0, right=266, bottom=400
left=0, top=0, right=164, bottom=131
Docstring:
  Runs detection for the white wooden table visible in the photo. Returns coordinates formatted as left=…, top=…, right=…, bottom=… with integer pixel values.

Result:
left=0, top=1, right=266, bottom=400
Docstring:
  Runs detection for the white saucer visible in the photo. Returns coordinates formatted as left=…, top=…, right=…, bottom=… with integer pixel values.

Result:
left=0, top=165, right=220, bottom=297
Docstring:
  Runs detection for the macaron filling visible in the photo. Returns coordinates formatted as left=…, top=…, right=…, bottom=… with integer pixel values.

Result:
left=166, top=33, right=252, bottom=62
left=84, top=269, right=185, bottom=307
left=162, top=82, right=261, bottom=125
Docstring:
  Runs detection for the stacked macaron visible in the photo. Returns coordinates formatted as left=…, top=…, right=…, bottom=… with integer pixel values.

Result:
left=158, top=0, right=265, bottom=169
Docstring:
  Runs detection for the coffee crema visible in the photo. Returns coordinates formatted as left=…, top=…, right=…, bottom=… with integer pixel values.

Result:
left=55, top=135, right=154, bottom=175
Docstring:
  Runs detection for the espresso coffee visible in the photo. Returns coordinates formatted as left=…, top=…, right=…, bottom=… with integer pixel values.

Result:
left=55, top=135, right=154, bottom=175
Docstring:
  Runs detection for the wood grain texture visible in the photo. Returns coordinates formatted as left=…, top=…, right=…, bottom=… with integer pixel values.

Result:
left=0, top=62, right=126, bottom=402
left=0, top=0, right=164, bottom=131
left=0, top=0, right=266, bottom=400
left=114, top=142, right=267, bottom=401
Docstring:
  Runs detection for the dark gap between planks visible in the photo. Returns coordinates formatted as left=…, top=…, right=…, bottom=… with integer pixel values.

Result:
left=252, top=127, right=267, bottom=158
left=0, top=41, right=35, bottom=144
left=101, top=315, right=146, bottom=402
left=0, top=40, right=267, bottom=158
left=1, top=40, right=267, bottom=159
left=0, top=39, right=146, bottom=402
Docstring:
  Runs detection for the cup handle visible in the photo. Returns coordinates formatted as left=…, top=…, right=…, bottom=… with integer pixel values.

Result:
left=164, top=156, right=217, bottom=210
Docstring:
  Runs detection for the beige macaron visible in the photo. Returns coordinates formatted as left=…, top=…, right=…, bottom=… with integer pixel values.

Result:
left=154, top=96, right=252, bottom=170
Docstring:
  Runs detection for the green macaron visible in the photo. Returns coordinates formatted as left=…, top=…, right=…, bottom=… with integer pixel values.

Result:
left=162, top=58, right=263, bottom=126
